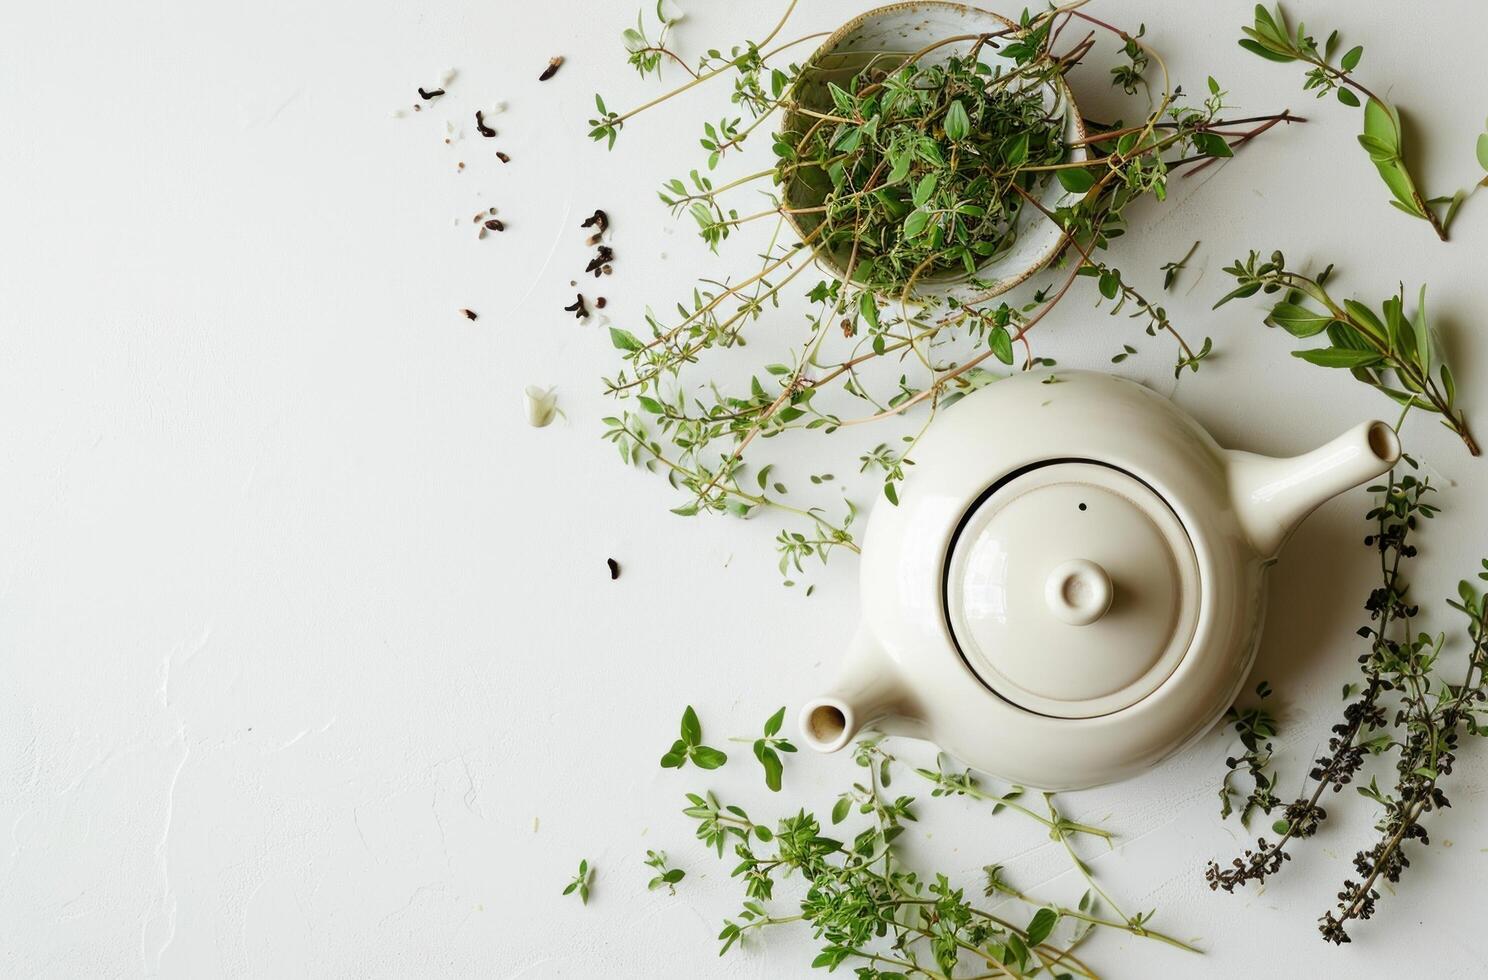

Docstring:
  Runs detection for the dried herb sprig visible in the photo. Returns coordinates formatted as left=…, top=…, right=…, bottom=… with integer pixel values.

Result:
left=593, top=2, right=1297, bottom=583
left=1215, top=250, right=1478, bottom=455
left=1207, top=466, right=1488, bottom=944
left=1238, top=4, right=1464, bottom=239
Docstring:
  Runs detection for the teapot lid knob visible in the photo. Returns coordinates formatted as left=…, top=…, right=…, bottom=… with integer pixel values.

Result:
left=1045, top=559, right=1113, bottom=626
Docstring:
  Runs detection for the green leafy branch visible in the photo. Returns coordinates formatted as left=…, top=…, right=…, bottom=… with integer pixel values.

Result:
left=1239, top=4, right=1458, bottom=239
left=1216, top=250, right=1478, bottom=456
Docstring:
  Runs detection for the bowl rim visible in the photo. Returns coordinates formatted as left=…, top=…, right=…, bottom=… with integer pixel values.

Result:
left=778, top=1, right=1089, bottom=300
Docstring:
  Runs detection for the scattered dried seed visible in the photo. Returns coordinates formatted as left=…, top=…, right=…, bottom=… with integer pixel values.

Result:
left=607, top=558, right=620, bottom=580
left=417, top=86, right=445, bottom=100
left=539, top=56, right=564, bottom=81
left=585, top=245, right=614, bottom=277
left=475, top=110, right=496, bottom=138
left=580, top=209, right=609, bottom=233
left=457, top=161, right=466, bottom=170
left=496, top=150, right=511, bottom=163
left=461, top=308, right=478, bottom=320
left=484, top=218, right=505, bottom=232
left=564, top=294, right=589, bottom=319
left=595, top=296, right=607, bottom=309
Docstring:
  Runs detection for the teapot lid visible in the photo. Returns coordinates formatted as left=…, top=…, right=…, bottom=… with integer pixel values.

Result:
left=944, top=461, right=1200, bottom=718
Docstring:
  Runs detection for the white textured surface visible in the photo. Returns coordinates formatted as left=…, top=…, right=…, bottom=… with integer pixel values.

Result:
left=4, top=0, right=1488, bottom=976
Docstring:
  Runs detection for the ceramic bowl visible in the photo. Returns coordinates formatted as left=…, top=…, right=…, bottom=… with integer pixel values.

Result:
left=779, top=2, right=1087, bottom=302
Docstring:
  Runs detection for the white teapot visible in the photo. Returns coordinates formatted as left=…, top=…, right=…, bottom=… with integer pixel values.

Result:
left=799, top=370, right=1399, bottom=790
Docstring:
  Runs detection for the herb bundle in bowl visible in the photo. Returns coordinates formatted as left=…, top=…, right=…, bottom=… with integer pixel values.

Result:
left=777, top=5, right=1082, bottom=300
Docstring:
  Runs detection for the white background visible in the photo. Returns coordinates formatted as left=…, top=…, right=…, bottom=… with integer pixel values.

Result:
left=4, top=1, right=1488, bottom=976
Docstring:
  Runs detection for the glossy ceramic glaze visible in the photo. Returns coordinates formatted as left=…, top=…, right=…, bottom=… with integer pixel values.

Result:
left=800, top=370, right=1400, bottom=790
left=779, top=2, right=1087, bottom=300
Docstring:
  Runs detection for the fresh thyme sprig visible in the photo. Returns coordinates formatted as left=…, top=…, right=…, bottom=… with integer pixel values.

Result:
left=1044, top=792, right=1200, bottom=953
left=592, top=2, right=1299, bottom=582
left=910, top=749, right=1111, bottom=841
left=622, top=1, right=690, bottom=80
left=1217, top=680, right=1283, bottom=827
left=731, top=706, right=796, bottom=792
left=666, top=718, right=1196, bottom=975
left=660, top=705, right=729, bottom=770
left=1215, top=250, right=1478, bottom=456
left=644, top=849, right=686, bottom=893
left=1160, top=239, right=1200, bottom=291
left=563, top=858, right=593, bottom=905
left=1079, top=260, right=1212, bottom=377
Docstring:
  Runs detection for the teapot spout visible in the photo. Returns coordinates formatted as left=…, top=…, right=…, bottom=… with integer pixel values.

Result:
left=799, top=627, right=907, bottom=753
left=1228, top=420, right=1401, bottom=560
